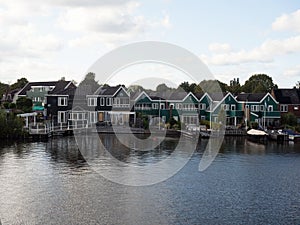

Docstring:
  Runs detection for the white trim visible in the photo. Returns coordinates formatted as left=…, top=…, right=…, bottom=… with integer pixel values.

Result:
left=134, top=91, right=152, bottom=101
left=182, top=92, right=198, bottom=102
left=112, top=86, right=130, bottom=98
left=210, top=92, right=237, bottom=112
left=58, top=97, right=68, bottom=106
left=199, top=92, right=213, bottom=103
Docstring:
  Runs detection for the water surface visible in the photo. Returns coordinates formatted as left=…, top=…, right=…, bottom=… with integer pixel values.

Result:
left=0, top=136, right=300, bottom=224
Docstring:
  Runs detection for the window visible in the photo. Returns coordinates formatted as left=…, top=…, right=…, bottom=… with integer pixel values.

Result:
left=58, top=111, right=66, bottom=123
left=268, top=105, right=273, bottom=112
left=70, top=112, right=86, bottom=120
left=294, top=106, right=299, bottom=111
left=58, top=97, right=67, bottom=106
left=280, top=105, right=288, bottom=112
left=88, top=98, right=97, bottom=106
left=260, top=105, right=264, bottom=111
left=231, top=105, right=236, bottom=111
left=114, top=98, right=120, bottom=106
left=100, top=98, right=105, bottom=106
left=222, top=104, right=229, bottom=111
left=251, top=105, right=259, bottom=112
left=169, top=103, right=174, bottom=109
left=88, top=112, right=97, bottom=123
left=152, top=103, right=158, bottom=109
left=201, top=115, right=206, bottom=120
left=176, top=103, right=182, bottom=109
left=160, top=103, right=165, bottom=109
left=200, top=103, right=206, bottom=110
left=107, top=98, right=112, bottom=106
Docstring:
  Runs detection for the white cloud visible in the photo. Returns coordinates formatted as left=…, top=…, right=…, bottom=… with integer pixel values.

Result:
left=57, top=1, right=170, bottom=47
left=283, top=65, right=300, bottom=78
left=208, top=43, right=231, bottom=53
left=204, top=35, right=300, bottom=65
left=272, top=9, right=300, bottom=33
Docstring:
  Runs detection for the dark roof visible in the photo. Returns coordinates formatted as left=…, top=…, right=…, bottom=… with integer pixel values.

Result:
left=236, top=93, right=266, bottom=102
left=273, top=89, right=300, bottom=104
left=18, top=81, right=59, bottom=95
left=48, top=81, right=76, bottom=95
left=209, top=92, right=226, bottom=101
left=195, top=93, right=204, bottom=100
left=94, top=85, right=123, bottom=96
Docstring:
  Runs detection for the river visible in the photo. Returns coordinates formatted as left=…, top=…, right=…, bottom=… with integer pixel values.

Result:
left=0, top=135, right=300, bottom=224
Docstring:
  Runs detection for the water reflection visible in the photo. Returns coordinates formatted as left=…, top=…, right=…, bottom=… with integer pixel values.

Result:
left=0, top=137, right=300, bottom=224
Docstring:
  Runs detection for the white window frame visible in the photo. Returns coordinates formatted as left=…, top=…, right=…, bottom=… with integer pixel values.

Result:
left=222, top=104, right=229, bottom=111
left=88, top=111, right=97, bottom=123
left=107, top=98, right=112, bottom=106
left=200, top=103, right=206, bottom=110
left=280, top=105, right=288, bottom=112
left=58, top=111, right=66, bottom=123
left=260, top=105, right=264, bottom=111
left=58, top=97, right=67, bottom=106
left=100, top=97, right=105, bottom=106
left=231, top=104, right=236, bottom=111
left=268, top=105, right=273, bottom=112
left=251, top=105, right=259, bottom=112
left=114, top=98, right=120, bottom=107
left=152, top=103, right=158, bottom=109
left=88, top=98, right=97, bottom=107
left=160, top=103, right=165, bottom=109
left=176, top=103, right=182, bottom=109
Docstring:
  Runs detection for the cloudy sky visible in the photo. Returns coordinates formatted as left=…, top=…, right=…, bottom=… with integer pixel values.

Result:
left=0, top=0, right=300, bottom=88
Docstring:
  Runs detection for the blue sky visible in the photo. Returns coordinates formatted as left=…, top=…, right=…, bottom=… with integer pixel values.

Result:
left=0, top=0, right=300, bottom=88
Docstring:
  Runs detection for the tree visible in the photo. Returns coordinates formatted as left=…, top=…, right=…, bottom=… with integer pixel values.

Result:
left=78, top=72, right=100, bottom=93
left=242, top=74, right=277, bottom=93
left=16, top=97, right=32, bottom=113
left=156, top=83, right=171, bottom=92
left=179, top=82, right=191, bottom=92
left=281, top=113, right=297, bottom=127
left=0, top=82, right=9, bottom=98
left=199, top=80, right=227, bottom=93
left=10, top=78, right=28, bottom=90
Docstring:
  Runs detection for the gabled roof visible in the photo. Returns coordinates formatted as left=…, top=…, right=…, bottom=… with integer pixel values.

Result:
left=236, top=93, right=266, bottom=102
left=198, top=92, right=212, bottom=102
left=18, top=81, right=59, bottom=95
left=48, top=81, right=76, bottom=95
left=273, top=89, right=300, bottom=104
left=134, top=90, right=152, bottom=101
left=93, top=85, right=128, bottom=97
left=210, top=92, right=237, bottom=112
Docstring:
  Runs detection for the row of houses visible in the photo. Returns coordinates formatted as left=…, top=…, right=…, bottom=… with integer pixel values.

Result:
left=2, top=80, right=300, bottom=129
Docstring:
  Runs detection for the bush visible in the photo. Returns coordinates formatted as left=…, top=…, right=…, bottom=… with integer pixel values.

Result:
left=281, top=113, right=297, bottom=127
left=0, top=111, right=24, bottom=139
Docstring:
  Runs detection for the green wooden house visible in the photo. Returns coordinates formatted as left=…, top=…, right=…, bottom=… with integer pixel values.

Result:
left=236, top=92, right=280, bottom=128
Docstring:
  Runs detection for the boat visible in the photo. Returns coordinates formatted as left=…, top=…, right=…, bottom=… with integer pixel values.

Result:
left=282, top=129, right=300, bottom=142
left=267, top=130, right=288, bottom=143
left=247, top=129, right=268, bottom=143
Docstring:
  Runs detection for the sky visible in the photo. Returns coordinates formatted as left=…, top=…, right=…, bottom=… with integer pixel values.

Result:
left=0, top=0, right=300, bottom=88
